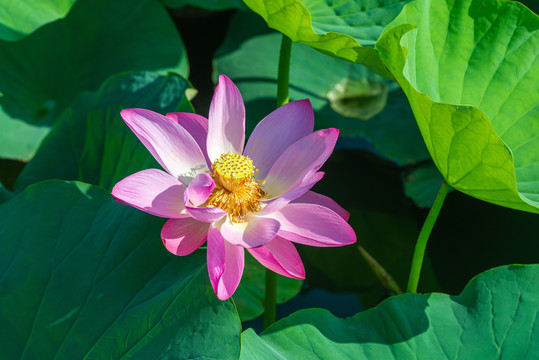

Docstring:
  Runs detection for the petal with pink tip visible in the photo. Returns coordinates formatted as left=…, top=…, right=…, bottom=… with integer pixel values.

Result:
left=244, top=100, right=314, bottom=179
left=207, top=75, right=245, bottom=162
left=112, top=169, right=187, bottom=218
left=184, top=190, right=226, bottom=223
left=161, top=217, right=209, bottom=256
left=269, top=203, right=356, bottom=247
left=248, top=235, right=305, bottom=279
left=166, top=112, right=211, bottom=167
left=207, top=225, right=245, bottom=300
left=186, top=173, right=215, bottom=206
left=121, top=108, right=208, bottom=185
left=258, top=172, right=324, bottom=216
left=263, top=129, right=339, bottom=198
left=292, top=191, right=350, bottom=221
left=220, top=215, right=280, bottom=248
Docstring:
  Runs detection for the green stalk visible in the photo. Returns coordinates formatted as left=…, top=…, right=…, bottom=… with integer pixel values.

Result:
left=263, top=34, right=292, bottom=329
left=263, top=269, right=277, bottom=329
left=276, top=35, right=292, bottom=107
left=406, top=181, right=451, bottom=293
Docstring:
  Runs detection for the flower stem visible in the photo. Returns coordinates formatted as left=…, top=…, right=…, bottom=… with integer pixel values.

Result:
left=263, top=34, right=293, bottom=329
left=263, top=269, right=277, bottom=329
left=276, top=35, right=292, bottom=107
left=406, top=181, right=450, bottom=293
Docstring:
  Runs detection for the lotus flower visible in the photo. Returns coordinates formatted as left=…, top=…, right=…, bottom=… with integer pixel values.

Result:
left=112, top=75, right=356, bottom=300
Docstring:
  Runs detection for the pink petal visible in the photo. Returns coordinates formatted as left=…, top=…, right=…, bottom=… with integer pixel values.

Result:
left=248, top=235, right=305, bottom=279
left=186, top=173, right=215, bottom=206
left=121, top=109, right=208, bottom=185
left=207, top=225, right=245, bottom=300
left=220, top=215, right=280, bottom=248
left=263, top=129, right=339, bottom=198
left=269, top=203, right=356, bottom=247
left=292, top=191, right=350, bottom=221
left=112, top=169, right=188, bottom=218
left=184, top=190, right=226, bottom=223
left=161, top=217, right=210, bottom=256
left=243, top=100, right=314, bottom=179
left=166, top=112, right=211, bottom=168
left=207, top=75, right=245, bottom=163
left=258, top=172, right=324, bottom=216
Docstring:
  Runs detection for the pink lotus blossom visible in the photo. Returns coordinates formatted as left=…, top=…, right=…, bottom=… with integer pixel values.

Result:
left=112, top=75, right=356, bottom=300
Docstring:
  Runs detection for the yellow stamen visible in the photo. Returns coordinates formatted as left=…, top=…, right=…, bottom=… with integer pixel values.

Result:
left=207, top=153, right=266, bottom=223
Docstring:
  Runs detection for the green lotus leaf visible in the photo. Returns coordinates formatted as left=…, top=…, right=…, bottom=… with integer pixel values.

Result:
left=242, top=0, right=409, bottom=77
left=0, top=181, right=241, bottom=359
left=234, top=253, right=302, bottom=322
left=0, top=0, right=188, bottom=161
left=375, top=0, right=539, bottom=213
left=0, top=0, right=77, bottom=42
left=240, top=265, right=539, bottom=359
left=15, top=72, right=192, bottom=192
left=215, top=11, right=429, bottom=166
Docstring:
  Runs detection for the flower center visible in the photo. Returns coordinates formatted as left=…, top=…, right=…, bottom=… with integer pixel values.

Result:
left=207, top=153, right=266, bottom=223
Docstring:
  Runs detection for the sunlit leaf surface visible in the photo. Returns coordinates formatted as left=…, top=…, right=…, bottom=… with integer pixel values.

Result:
left=376, top=0, right=539, bottom=213
left=0, top=0, right=77, bottom=41
left=241, top=265, right=539, bottom=359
